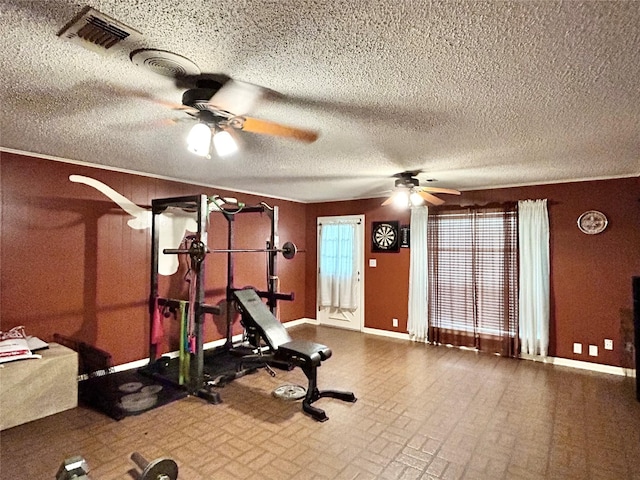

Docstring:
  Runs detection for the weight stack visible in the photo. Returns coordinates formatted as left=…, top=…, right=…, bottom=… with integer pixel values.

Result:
left=634, top=276, right=640, bottom=402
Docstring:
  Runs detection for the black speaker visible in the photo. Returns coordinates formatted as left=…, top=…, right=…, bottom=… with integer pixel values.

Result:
left=633, top=276, right=640, bottom=402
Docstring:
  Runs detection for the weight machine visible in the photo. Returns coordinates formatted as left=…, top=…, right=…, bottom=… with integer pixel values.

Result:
left=143, top=194, right=295, bottom=402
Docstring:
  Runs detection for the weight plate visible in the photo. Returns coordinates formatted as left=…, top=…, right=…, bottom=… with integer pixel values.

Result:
left=141, top=385, right=163, bottom=395
left=282, top=241, right=297, bottom=259
left=118, top=382, right=143, bottom=393
left=144, top=458, right=179, bottom=480
left=272, top=384, right=306, bottom=401
left=120, top=392, right=158, bottom=412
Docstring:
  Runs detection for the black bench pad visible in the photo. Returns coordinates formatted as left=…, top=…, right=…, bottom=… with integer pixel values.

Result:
left=276, top=340, right=332, bottom=367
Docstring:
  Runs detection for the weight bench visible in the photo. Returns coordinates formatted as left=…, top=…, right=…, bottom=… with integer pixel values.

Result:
left=233, top=288, right=356, bottom=422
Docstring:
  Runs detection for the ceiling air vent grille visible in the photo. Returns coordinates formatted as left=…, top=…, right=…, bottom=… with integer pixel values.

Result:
left=58, top=6, right=141, bottom=55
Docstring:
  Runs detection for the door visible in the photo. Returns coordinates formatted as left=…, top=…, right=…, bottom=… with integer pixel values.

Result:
left=316, top=215, right=364, bottom=331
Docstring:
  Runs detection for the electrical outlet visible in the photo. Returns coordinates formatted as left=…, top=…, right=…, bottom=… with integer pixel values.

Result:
left=589, top=345, right=598, bottom=356
left=604, top=339, right=613, bottom=350
left=573, top=343, right=582, bottom=354
left=392, top=318, right=398, bottom=327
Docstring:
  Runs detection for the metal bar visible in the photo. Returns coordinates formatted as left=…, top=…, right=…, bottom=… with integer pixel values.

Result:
left=149, top=203, right=160, bottom=362
left=269, top=205, right=278, bottom=314
left=151, top=195, right=202, bottom=211
left=192, top=194, right=208, bottom=395
left=226, top=215, right=234, bottom=346
left=163, top=247, right=294, bottom=254
left=157, top=297, right=221, bottom=316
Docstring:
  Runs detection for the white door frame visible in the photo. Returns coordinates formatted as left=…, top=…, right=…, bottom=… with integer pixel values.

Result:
left=316, top=215, right=365, bottom=331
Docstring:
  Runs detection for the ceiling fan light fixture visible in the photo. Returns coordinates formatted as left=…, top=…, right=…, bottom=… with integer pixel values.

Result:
left=213, top=129, right=238, bottom=157
left=186, top=123, right=212, bottom=157
left=409, top=190, right=425, bottom=206
left=393, top=190, right=410, bottom=208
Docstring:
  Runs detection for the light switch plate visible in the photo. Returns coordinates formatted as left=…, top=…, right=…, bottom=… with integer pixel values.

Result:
left=589, top=345, right=598, bottom=356
left=573, top=343, right=582, bottom=354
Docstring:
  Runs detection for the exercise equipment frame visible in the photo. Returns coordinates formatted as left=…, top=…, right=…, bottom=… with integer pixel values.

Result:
left=146, top=194, right=293, bottom=401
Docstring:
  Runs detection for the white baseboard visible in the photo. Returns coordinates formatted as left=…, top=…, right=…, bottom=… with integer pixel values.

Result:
left=327, top=322, right=637, bottom=378
left=362, top=326, right=410, bottom=340
left=520, top=353, right=636, bottom=378
left=285, top=317, right=318, bottom=327
left=111, top=319, right=636, bottom=379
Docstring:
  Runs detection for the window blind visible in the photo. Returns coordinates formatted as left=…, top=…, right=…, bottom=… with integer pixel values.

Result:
left=428, top=205, right=518, bottom=356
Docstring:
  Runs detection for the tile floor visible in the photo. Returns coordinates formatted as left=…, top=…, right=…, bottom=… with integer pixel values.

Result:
left=1, top=325, right=639, bottom=479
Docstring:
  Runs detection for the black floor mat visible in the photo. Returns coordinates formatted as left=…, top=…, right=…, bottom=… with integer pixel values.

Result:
left=80, top=369, right=188, bottom=421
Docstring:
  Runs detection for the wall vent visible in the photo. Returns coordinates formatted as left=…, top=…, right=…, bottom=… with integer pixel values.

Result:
left=58, top=6, right=141, bottom=55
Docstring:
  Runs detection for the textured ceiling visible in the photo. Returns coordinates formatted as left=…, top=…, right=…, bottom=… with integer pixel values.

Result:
left=1, top=0, right=639, bottom=203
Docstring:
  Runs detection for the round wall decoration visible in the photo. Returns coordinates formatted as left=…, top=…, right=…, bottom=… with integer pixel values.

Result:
left=577, top=210, right=608, bottom=235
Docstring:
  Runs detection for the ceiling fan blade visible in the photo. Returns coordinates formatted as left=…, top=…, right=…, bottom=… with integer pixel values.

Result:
left=230, top=116, right=319, bottom=143
left=418, top=191, right=446, bottom=205
left=171, top=104, right=200, bottom=115
left=206, top=80, right=266, bottom=115
left=381, top=195, right=396, bottom=206
left=420, top=186, right=461, bottom=195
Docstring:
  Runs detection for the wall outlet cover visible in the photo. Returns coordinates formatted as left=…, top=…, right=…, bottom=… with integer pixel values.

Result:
left=604, top=339, right=613, bottom=350
left=589, top=345, right=598, bottom=356
left=573, top=343, right=582, bottom=354
left=369, top=258, right=377, bottom=267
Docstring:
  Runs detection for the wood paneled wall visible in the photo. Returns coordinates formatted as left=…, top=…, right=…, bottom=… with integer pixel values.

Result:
left=0, top=153, right=307, bottom=364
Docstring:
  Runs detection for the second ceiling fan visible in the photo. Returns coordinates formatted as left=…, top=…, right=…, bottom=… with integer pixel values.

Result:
left=382, top=171, right=461, bottom=207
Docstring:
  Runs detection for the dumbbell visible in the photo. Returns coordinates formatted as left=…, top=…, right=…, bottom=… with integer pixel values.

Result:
left=56, top=456, right=89, bottom=480
left=130, top=452, right=178, bottom=480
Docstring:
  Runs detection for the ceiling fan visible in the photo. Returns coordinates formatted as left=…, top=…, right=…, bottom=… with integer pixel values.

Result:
left=127, top=49, right=319, bottom=157
left=382, top=171, right=461, bottom=207
left=172, top=77, right=320, bottom=157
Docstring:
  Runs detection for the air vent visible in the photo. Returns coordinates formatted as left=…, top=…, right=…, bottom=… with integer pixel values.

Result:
left=130, top=49, right=201, bottom=78
left=58, top=6, right=141, bottom=55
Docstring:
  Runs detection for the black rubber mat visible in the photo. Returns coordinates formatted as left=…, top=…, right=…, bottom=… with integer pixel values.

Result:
left=79, top=369, right=188, bottom=420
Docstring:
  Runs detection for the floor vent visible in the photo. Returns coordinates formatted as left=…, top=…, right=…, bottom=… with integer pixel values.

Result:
left=58, top=6, right=141, bottom=55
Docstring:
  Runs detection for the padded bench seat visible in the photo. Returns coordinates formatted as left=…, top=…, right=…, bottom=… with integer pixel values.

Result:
left=276, top=340, right=332, bottom=366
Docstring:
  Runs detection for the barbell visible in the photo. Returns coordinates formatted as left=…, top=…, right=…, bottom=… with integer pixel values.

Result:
left=164, top=240, right=300, bottom=260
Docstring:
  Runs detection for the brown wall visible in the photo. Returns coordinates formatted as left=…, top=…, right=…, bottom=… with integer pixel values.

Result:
left=0, top=153, right=307, bottom=365
left=305, top=177, right=640, bottom=367
left=305, top=199, right=412, bottom=332
left=2, top=151, right=638, bottom=368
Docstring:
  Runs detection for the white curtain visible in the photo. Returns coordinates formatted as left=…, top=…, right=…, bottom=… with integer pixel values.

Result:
left=407, top=206, right=429, bottom=341
left=318, top=222, right=359, bottom=309
left=518, top=199, right=550, bottom=357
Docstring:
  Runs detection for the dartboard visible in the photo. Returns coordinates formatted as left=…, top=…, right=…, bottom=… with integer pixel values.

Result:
left=372, top=221, right=399, bottom=251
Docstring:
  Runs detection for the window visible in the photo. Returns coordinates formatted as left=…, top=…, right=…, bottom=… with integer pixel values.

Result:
left=318, top=222, right=359, bottom=309
left=427, top=204, right=518, bottom=357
